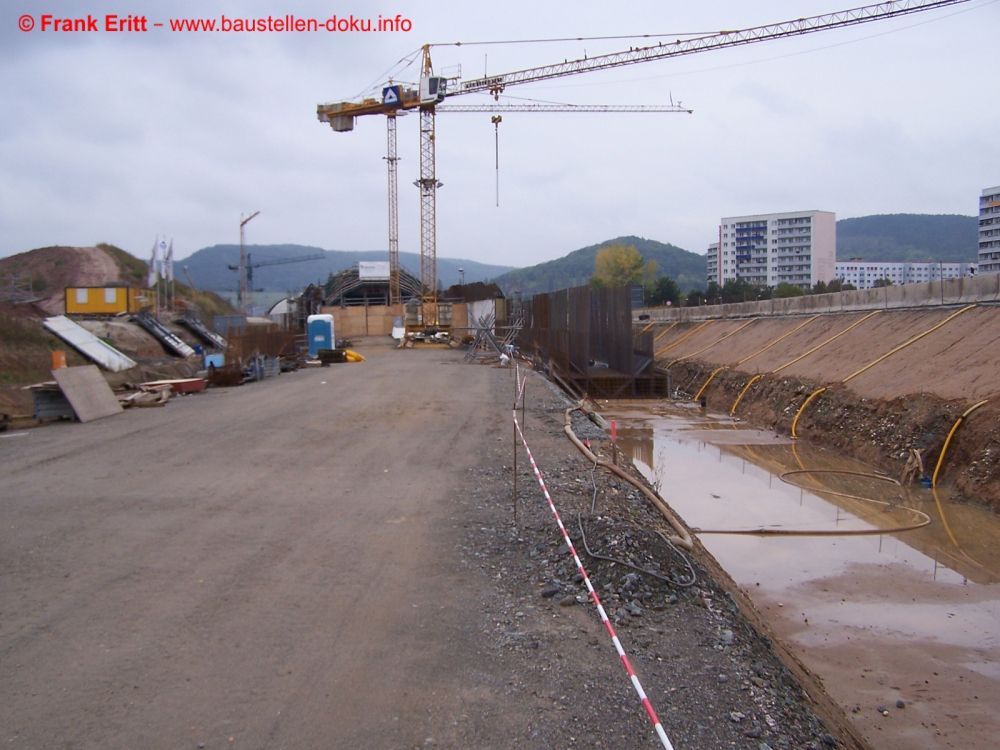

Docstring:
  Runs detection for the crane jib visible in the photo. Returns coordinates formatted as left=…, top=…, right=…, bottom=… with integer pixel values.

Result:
left=452, top=0, right=970, bottom=97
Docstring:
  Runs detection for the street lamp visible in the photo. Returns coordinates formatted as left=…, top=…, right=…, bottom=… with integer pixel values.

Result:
left=458, top=267, right=465, bottom=286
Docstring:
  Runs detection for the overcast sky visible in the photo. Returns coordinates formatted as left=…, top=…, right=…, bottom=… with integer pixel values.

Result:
left=1, top=0, right=997, bottom=269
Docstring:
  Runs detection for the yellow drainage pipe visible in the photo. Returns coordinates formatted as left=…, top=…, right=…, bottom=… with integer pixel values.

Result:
left=931, top=487, right=990, bottom=574
left=655, top=320, right=713, bottom=357
left=693, top=366, right=727, bottom=402
left=666, top=319, right=756, bottom=367
left=736, top=315, right=820, bottom=366
left=931, top=487, right=962, bottom=548
left=791, top=442, right=806, bottom=471
left=791, top=387, right=826, bottom=439
left=638, top=321, right=655, bottom=335
left=932, top=399, right=989, bottom=488
left=653, top=321, right=679, bottom=343
left=842, top=305, right=976, bottom=385
left=730, top=374, right=762, bottom=416
left=772, top=310, right=881, bottom=374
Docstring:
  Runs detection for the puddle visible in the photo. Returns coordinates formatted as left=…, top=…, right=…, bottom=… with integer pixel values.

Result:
left=604, top=401, right=1000, bottom=750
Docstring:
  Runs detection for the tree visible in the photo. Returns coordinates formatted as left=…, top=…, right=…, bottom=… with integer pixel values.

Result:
left=873, top=277, right=894, bottom=288
left=720, top=278, right=762, bottom=304
left=812, top=280, right=828, bottom=295
left=705, top=281, right=721, bottom=304
left=646, top=275, right=680, bottom=307
left=590, top=244, right=657, bottom=289
left=773, top=282, right=805, bottom=298
left=686, top=289, right=706, bottom=307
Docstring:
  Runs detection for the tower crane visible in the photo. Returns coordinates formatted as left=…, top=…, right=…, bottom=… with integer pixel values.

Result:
left=228, top=252, right=325, bottom=313
left=317, top=0, right=972, bottom=323
left=380, top=102, right=692, bottom=307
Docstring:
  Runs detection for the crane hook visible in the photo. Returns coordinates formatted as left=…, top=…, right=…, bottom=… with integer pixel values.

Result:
left=492, top=115, right=502, bottom=207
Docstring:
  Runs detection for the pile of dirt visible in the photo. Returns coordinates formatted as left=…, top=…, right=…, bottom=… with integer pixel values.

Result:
left=0, top=244, right=237, bottom=319
left=0, top=245, right=121, bottom=314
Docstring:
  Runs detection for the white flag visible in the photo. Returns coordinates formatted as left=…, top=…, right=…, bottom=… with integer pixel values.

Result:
left=147, top=236, right=159, bottom=287
left=157, top=237, right=168, bottom=280
left=165, top=240, right=174, bottom=282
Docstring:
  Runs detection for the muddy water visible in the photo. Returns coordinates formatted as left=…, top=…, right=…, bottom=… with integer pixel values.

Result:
left=604, top=402, right=1000, bottom=750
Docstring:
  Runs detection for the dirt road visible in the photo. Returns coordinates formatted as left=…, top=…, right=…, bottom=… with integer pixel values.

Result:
left=2, top=341, right=511, bottom=747
left=1, top=341, right=843, bottom=749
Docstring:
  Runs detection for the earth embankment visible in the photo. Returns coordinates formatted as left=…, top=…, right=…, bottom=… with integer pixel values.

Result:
left=651, top=304, right=1000, bottom=508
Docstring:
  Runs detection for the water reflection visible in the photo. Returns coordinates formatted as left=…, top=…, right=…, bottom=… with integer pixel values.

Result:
left=611, top=407, right=1000, bottom=586
left=605, top=401, right=1000, bottom=747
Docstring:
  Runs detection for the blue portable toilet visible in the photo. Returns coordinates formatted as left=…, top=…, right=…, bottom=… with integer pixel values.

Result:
left=307, top=314, right=335, bottom=357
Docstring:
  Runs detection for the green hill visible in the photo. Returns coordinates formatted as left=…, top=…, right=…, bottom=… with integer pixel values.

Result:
left=496, top=236, right=706, bottom=295
left=183, top=244, right=515, bottom=293
left=837, top=214, right=978, bottom=263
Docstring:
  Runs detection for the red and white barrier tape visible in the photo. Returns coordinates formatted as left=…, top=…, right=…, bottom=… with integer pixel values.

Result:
left=512, top=367, right=675, bottom=750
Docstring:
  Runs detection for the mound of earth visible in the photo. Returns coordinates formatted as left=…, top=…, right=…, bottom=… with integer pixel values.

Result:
left=0, top=245, right=124, bottom=315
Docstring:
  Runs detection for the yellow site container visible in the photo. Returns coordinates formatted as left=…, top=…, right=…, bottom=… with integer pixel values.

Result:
left=65, top=287, right=156, bottom=315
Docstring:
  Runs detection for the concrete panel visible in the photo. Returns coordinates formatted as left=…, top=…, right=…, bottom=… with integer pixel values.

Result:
left=52, top=365, right=123, bottom=423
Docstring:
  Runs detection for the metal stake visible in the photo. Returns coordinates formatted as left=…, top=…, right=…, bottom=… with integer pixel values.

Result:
left=513, top=404, right=518, bottom=524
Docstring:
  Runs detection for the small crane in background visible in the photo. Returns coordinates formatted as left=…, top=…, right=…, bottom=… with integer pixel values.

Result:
left=228, top=252, right=325, bottom=314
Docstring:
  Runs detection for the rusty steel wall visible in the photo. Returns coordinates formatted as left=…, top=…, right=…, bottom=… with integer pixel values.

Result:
left=521, top=285, right=646, bottom=377
left=589, top=286, right=633, bottom=374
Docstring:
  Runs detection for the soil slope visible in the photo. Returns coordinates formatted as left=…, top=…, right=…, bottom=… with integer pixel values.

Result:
left=0, top=245, right=123, bottom=314
left=653, top=306, right=1000, bottom=508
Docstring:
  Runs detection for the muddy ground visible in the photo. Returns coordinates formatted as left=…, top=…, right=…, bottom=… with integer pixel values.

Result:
left=670, top=362, right=1000, bottom=511
left=1, top=339, right=854, bottom=749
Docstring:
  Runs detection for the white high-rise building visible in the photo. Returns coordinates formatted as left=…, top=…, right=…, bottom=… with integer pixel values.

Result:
left=716, top=210, right=836, bottom=290
left=706, top=242, right=719, bottom=287
left=979, top=186, right=1000, bottom=273
left=835, top=260, right=977, bottom=290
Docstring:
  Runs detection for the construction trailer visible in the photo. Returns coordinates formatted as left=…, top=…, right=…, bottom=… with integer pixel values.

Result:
left=65, top=286, right=155, bottom=315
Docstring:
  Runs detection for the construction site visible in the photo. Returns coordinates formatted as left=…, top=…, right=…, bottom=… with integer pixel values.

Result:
left=3, top=2, right=999, bottom=750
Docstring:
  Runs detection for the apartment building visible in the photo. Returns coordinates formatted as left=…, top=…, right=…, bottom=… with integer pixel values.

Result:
left=716, top=210, right=836, bottom=290
left=706, top=242, right=719, bottom=286
left=979, top=185, right=1000, bottom=273
left=835, top=260, right=978, bottom=290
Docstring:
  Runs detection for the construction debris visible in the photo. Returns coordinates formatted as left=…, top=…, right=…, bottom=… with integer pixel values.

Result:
left=51, top=365, right=123, bottom=423
left=43, top=315, right=138, bottom=372
left=118, top=386, right=171, bottom=408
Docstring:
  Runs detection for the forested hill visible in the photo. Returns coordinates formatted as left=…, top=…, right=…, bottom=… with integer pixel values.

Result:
left=183, top=244, right=515, bottom=292
left=495, top=236, right=706, bottom=295
left=837, top=214, right=978, bottom=263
